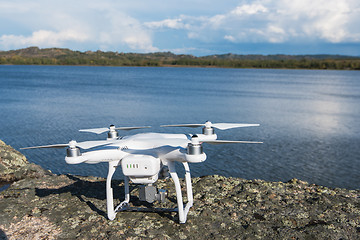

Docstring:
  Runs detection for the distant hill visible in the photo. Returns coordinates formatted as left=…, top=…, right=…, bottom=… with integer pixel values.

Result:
left=1, top=47, right=359, bottom=70
left=206, top=53, right=360, bottom=60
left=0, top=47, right=192, bottom=60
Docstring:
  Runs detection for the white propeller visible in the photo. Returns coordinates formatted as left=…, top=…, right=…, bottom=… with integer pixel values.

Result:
left=161, top=121, right=259, bottom=130
left=201, top=140, right=263, bottom=145
left=188, top=134, right=262, bottom=145
left=21, top=140, right=114, bottom=150
left=79, top=125, right=151, bottom=134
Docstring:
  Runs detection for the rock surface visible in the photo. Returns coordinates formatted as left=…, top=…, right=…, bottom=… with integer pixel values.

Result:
left=0, top=140, right=51, bottom=182
left=1, top=140, right=359, bottom=239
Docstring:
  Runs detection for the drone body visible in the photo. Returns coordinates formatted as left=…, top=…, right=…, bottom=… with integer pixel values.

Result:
left=22, top=121, right=261, bottom=223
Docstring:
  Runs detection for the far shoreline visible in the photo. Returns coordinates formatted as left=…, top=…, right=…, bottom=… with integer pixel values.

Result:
left=1, top=63, right=359, bottom=71
left=1, top=47, right=360, bottom=70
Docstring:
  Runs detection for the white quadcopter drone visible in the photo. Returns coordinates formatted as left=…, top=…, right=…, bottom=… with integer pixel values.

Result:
left=22, top=121, right=261, bottom=223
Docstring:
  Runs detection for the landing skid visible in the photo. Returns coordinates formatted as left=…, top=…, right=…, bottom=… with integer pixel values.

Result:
left=117, top=206, right=177, bottom=213
left=106, top=161, right=193, bottom=223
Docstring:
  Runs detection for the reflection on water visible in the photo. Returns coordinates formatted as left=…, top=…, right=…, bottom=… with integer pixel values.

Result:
left=309, top=100, right=341, bottom=135
left=0, top=66, right=359, bottom=189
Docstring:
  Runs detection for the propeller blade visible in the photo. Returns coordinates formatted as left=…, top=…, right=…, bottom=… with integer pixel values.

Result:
left=79, top=126, right=151, bottom=134
left=115, top=126, right=151, bottom=131
left=160, top=124, right=204, bottom=128
left=202, top=140, right=263, bottom=145
left=212, top=123, right=260, bottom=130
left=79, top=127, right=110, bottom=134
left=21, top=140, right=115, bottom=150
left=76, top=140, right=115, bottom=149
left=161, top=121, right=260, bottom=130
left=21, top=144, right=69, bottom=149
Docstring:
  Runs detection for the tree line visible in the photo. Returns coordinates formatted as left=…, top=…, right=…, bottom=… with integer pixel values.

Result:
left=1, top=47, right=359, bottom=70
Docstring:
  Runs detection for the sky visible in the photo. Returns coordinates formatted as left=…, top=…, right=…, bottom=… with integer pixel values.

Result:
left=1, top=0, right=360, bottom=56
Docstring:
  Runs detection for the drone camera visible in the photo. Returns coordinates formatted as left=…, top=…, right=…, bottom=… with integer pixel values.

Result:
left=139, top=185, right=167, bottom=203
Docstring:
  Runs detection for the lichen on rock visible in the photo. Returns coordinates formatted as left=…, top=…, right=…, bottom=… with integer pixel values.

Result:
left=0, top=140, right=359, bottom=239
left=1, top=215, right=61, bottom=240
left=0, top=140, right=28, bottom=175
left=0, top=140, right=52, bottom=182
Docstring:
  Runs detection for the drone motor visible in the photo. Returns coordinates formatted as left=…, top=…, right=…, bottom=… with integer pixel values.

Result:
left=202, top=126, right=214, bottom=135
left=107, top=125, right=119, bottom=139
left=66, top=140, right=81, bottom=157
left=187, top=135, right=203, bottom=155
left=66, top=147, right=81, bottom=157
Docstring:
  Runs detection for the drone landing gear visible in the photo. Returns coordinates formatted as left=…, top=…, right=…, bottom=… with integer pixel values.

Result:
left=106, top=161, right=194, bottom=223
left=106, top=160, right=126, bottom=220
left=167, top=161, right=193, bottom=223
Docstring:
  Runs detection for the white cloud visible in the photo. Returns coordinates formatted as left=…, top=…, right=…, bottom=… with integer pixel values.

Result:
left=230, top=3, right=268, bottom=15
left=145, top=18, right=185, bottom=29
left=144, top=0, right=360, bottom=44
left=224, top=35, right=236, bottom=42
left=274, top=0, right=359, bottom=43
left=266, top=25, right=287, bottom=43
left=96, top=10, right=158, bottom=52
left=0, top=0, right=359, bottom=53
left=0, top=1, right=158, bottom=52
left=162, top=47, right=199, bottom=55
left=0, top=30, right=89, bottom=49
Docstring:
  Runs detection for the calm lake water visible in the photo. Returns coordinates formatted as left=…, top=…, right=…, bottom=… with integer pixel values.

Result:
left=0, top=65, right=359, bottom=189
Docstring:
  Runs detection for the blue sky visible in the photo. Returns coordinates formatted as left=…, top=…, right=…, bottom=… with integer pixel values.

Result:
left=1, top=0, right=360, bottom=56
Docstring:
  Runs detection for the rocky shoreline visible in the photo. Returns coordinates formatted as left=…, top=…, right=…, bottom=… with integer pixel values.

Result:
left=1, top=140, right=359, bottom=239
